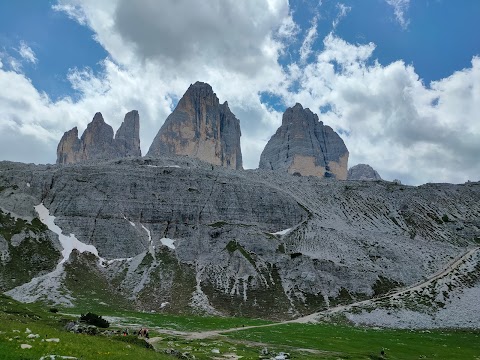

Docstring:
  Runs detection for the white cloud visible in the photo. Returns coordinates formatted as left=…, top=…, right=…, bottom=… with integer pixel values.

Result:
left=332, top=3, right=351, bottom=30
left=299, top=16, right=318, bottom=64
left=0, top=0, right=479, bottom=186
left=280, top=33, right=480, bottom=184
left=17, top=41, right=38, bottom=65
left=386, top=0, right=411, bottom=29
left=51, top=3, right=88, bottom=25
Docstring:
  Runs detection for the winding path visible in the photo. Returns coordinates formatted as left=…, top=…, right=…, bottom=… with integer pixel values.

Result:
left=147, top=246, right=479, bottom=342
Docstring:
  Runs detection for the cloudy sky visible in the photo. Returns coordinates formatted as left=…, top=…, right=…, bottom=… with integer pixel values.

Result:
left=0, top=0, right=479, bottom=185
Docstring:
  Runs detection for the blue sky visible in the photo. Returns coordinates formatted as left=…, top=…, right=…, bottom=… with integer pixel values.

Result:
left=0, top=0, right=479, bottom=185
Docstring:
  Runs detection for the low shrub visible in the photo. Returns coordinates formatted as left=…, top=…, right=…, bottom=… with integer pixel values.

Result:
left=80, top=312, right=110, bottom=328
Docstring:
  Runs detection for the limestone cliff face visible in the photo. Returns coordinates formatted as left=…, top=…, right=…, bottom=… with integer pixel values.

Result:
left=114, top=110, right=141, bottom=158
left=259, top=103, right=349, bottom=179
left=56, top=127, right=82, bottom=164
left=2, top=159, right=480, bottom=322
left=56, top=111, right=141, bottom=164
left=347, top=164, right=382, bottom=181
left=147, top=82, right=243, bottom=170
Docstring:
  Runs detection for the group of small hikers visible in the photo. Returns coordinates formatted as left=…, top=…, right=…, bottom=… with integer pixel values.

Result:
left=121, top=327, right=149, bottom=339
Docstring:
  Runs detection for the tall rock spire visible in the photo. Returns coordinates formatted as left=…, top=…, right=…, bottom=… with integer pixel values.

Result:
left=56, top=111, right=142, bottom=164
left=259, top=103, right=349, bottom=179
left=115, top=110, right=141, bottom=158
left=147, top=81, right=243, bottom=170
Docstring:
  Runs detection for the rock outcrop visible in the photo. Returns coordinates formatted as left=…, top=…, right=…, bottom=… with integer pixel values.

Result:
left=259, top=103, right=349, bottom=179
left=347, top=164, right=382, bottom=181
left=56, top=111, right=141, bottom=164
left=147, top=82, right=243, bottom=170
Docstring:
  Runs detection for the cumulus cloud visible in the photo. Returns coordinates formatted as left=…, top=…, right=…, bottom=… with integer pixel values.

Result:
left=386, top=0, right=410, bottom=29
left=280, top=33, right=480, bottom=184
left=112, top=0, right=289, bottom=75
left=0, top=0, right=478, bottom=186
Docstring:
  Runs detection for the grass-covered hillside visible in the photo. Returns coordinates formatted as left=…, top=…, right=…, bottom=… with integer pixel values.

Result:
left=1, top=292, right=479, bottom=360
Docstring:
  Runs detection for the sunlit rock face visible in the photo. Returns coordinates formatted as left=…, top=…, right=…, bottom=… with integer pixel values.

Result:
left=259, top=103, right=348, bottom=179
left=147, top=82, right=243, bottom=170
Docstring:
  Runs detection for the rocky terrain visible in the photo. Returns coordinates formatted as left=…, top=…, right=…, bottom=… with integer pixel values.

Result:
left=259, top=103, right=349, bottom=179
left=57, top=110, right=141, bottom=164
left=347, top=164, right=382, bottom=181
left=147, top=82, right=243, bottom=170
left=1, top=158, right=479, bottom=326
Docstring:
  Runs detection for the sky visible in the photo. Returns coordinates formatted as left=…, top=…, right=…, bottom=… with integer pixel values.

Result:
left=0, top=0, right=479, bottom=185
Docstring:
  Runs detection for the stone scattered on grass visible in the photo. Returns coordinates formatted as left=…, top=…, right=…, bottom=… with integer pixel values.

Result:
left=27, top=333, right=40, bottom=338
left=45, top=338, right=60, bottom=343
left=25, top=328, right=32, bottom=334
left=20, top=344, right=32, bottom=349
left=39, top=356, right=78, bottom=360
left=211, top=348, right=220, bottom=354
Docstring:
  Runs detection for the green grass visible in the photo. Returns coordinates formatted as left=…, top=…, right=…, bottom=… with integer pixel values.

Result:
left=225, top=240, right=256, bottom=266
left=65, top=308, right=273, bottom=332
left=225, top=322, right=480, bottom=360
left=3, top=292, right=480, bottom=360
left=0, top=294, right=169, bottom=360
left=0, top=209, right=61, bottom=291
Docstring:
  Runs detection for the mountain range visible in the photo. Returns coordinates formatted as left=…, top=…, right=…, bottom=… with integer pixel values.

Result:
left=1, top=81, right=479, bottom=328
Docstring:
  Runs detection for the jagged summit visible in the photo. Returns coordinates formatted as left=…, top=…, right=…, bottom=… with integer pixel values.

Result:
left=115, top=110, right=141, bottom=158
left=56, top=110, right=141, bottom=164
left=259, top=103, right=349, bottom=179
left=348, top=164, right=382, bottom=181
left=147, top=81, right=243, bottom=170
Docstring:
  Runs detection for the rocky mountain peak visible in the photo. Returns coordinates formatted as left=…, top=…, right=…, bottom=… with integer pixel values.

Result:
left=347, top=164, right=382, bottom=181
left=92, top=112, right=105, bottom=123
left=56, top=111, right=142, bottom=164
left=259, top=103, right=349, bottom=179
left=147, top=82, right=243, bottom=170
left=115, top=110, right=141, bottom=158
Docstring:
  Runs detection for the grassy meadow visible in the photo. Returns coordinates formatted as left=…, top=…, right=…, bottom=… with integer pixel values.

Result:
left=1, top=293, right=479, bottom=359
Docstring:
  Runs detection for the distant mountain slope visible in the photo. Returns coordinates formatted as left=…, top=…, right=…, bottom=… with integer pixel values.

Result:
left=347, top=164, right=382, bottom=181
left=1, top=159, right=479, bottom=324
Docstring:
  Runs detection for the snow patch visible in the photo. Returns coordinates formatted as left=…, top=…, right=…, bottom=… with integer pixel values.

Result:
left=146, top=165, right=181, bottom=168
left=160, top=302, right=170, bottom=308
left=123, top=215, right=135, bottom=227
left=35, top=203, right=100, bottom=264
left=141, top=224, right=155, bottom=258
left=160, top=238, right=175, bottom=249
left=271, top=228, right=292, bottom=236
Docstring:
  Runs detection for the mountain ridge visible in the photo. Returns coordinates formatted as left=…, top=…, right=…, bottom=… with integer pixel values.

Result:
left=1, top=158, right=479, bottom=325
